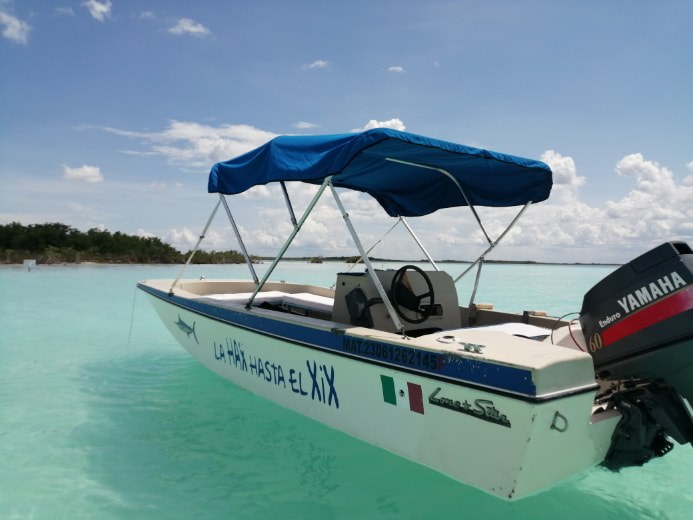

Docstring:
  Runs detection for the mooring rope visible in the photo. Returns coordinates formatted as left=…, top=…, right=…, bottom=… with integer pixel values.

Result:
left=127, top=285, right=139, bottom=346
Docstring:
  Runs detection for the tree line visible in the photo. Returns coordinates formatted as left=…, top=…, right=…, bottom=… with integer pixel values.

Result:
left=0, top=222, right=250, bottom=264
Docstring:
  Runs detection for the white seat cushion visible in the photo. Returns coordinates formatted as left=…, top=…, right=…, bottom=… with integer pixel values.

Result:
left=197, top=291, right=288, bottom=306
left=282, top=292, right=334, bottom=313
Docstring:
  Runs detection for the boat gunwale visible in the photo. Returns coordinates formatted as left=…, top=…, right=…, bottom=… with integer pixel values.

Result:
left=138, top=281, right=598, bottom=404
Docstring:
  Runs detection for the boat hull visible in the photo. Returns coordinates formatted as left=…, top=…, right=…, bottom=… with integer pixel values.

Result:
left=142, top=287, right=620, bottom=500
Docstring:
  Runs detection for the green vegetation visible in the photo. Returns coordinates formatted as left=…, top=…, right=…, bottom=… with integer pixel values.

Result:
left=188, top=249, right=248, bottom=264
left=1, top=222, right=611, bottom=267
left=0, top=222, right=249, bottom=265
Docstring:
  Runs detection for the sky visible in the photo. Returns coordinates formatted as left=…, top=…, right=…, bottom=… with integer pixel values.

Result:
left=1, top=0, right=692, bottom=264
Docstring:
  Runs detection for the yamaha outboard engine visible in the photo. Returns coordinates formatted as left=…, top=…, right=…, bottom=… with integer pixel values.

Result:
left=579, top=241, right=693, bottom=468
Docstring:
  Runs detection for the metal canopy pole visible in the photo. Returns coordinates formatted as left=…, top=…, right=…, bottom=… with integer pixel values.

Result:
left=329, top=182, right=406, bottom=335
left=454, top=202, right=532, bottom=283
left=220, top=194, right=259, bottom=285
left=340, top=217, right=403, bottom=277
left=280, top=181, right=298, bottom=227
left=385, top=157, right=492, bottom=245
left=245, top=177, right=332, bottom=308
left=399, top=217, right=439, bottom=271
left=467, top=257, right=485, bottom=311
left=169, top=198, right=222, bottom=294
left=380, top=155, right=532, bottom=287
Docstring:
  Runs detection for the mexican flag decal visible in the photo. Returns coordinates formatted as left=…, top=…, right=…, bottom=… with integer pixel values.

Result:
left=380, top=375, right=424, bottom=414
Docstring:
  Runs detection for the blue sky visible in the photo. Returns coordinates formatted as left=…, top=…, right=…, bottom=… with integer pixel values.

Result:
left=1, top=0, right=692, bottom=263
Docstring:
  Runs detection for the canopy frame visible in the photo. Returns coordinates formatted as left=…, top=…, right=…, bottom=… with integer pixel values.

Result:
left=171, top=130, right=549, bottom=325
left=244, top=177, right=332, bottom=309
left=220, top=194, right=259, bottom=285
left=329, top=181, right=406, bottom=335
left=171, top=164, right=533, bottom=328
left=338, top=215, right=439, bottom=279
left=168, top=198, right=222, bottom=295
left=384, top=157, right=493, bottom=244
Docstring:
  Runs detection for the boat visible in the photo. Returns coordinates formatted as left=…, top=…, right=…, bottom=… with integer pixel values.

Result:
left=137, top=128, right=693, bottom=500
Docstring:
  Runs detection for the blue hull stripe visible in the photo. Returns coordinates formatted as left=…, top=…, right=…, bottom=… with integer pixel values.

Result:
left=139, top=284, right=537, bottom=397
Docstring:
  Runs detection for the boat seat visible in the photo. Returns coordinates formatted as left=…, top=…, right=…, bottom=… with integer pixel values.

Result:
left=196, top=291, right=334, bottom=316
left=197, top=291, right=289, bottom=307
left=281, top=293, right=334, bottom=314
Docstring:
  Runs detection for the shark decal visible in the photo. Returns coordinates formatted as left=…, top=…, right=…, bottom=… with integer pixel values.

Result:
left=175, top=315, right=199, bottom=344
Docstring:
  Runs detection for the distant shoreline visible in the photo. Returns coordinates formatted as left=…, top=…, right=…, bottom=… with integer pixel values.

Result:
left=2, top=258, right=621, bottom=267
left=1, top=223, right=623, bottom=267
left=256, top=257, right=621, bottom=267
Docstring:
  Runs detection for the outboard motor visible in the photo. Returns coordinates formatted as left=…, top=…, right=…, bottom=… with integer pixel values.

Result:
left=579, top=241, right=693, bottom=468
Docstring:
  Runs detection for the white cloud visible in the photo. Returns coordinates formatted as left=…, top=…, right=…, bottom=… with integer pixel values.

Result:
left=136, top=228, right=156, bottom=239
left=120, top=149, right=158, bottom=157
left=240, top=185, right=274, bottom=199
left=103, top=120, right=277, bottom=170
left=502, top=151, right=693, bottom=262
left=615, top=153, right=673, bottom=194
left=302, top=59, right=329, bottom=70
left=139, top=11, right=155, bottom=20
left=62, top=164, right=104, bottom=183
left=540, top=150, right=585, bottom=204
left=352, top=118, right=406, bottom=132
left=387, top=65, right=405, bottom=73
left=56, top=7, right=75, bottom=16
left=0, top=10, right=31, bottom=44
left=683, top=160, right=693, bottom=186
left=165, top=227, right=198, bottom=251
left=82, top=0, right=111, bottom=22
left=541, top=150, right=585, bottom=189
left=607, top=153, right=691, bottom=236
left=292, top=121, right=319, bottom=130
left=168, top=18, right=210, bottom=37
left=165, top=226, right=226, bottom=251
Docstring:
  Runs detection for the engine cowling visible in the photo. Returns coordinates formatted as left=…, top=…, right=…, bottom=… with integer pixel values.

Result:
left=579, top=241, right=693, bottom=468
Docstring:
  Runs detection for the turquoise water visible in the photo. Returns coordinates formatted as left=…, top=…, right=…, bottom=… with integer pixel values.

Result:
left=1, top=263, right=691, bottom=519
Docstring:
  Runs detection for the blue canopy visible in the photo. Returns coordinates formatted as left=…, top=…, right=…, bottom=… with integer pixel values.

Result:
left=208, top=128, right=552, bottom=217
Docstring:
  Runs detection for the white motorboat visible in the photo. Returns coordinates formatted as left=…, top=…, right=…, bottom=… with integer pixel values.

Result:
left=138, top=129, right=693, bottom=500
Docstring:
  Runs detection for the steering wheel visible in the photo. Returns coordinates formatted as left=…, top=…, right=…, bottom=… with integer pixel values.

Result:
left=390, top=265, right=435, bottom=324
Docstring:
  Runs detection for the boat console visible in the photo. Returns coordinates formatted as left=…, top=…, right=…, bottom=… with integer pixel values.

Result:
left=332, top=266, right=461, bottom=334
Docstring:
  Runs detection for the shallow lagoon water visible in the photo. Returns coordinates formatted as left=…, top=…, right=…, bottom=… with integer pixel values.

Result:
left=1, top=262, right=691, bottom=519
